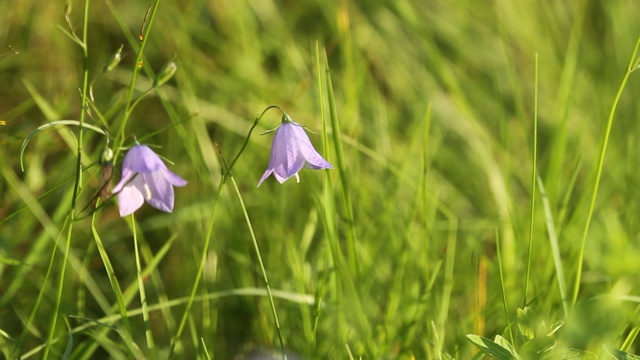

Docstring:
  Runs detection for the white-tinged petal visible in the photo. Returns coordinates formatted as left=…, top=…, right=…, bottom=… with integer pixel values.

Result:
left=112, top=172, right=136, bottom=193
left=114, top=144, right=187, bottom=216
left=116, top=177, right=145, bottom=216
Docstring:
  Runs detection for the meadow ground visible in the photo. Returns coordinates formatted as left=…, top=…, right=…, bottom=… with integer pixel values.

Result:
left=2, top=1, right=640, bottom=359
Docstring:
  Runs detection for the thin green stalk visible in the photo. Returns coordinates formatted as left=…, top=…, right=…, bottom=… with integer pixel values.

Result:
left=13, top=217, right=68, bottom=358
left=113, top=0, right=162, bottom=157
left=572, top=37, right=640, bottom=306
left=312, top=41, right=330, bottom=352
left=436, top=217, right=458, bottom=358
left=496, top=229, right=515, bottom=346
left=168, top=105, right=278, bottom=357
left=223, top=139, right=286, bottom=357
left=43, top=1, right=91, bottom=358
left=42, top=219, right=73, bottom=360
left=169, top=178, right=224, bottom=357
left=228, top=105, right=282, bottom=171
left=227, top=174, right=286, bottom=359
left=316, top=44, right=374, bottom=353
left=523, top=53, right=538, bottom=307
left=324, top=51, right=358, bottom=274
left=69, top=0, right=91, bottom=210
left=90, top=207, right=136, bottom=350
left=537, top=173, right=569, bottom=317
left=131, top=215, right=155, bottom=350
left=620, top=312, right=640, bottom=351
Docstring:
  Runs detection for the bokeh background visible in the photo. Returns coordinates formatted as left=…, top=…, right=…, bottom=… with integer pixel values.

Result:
left=3, top=0, right=640, bottom=358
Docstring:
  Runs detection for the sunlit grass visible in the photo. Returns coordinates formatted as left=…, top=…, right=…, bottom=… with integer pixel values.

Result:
left=3, top=0, right=640, bottom=359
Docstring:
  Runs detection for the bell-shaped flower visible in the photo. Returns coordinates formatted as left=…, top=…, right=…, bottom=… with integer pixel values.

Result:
left=112, top=144, right=187, bottom=216
left=258, top=115, right=333, bottom=186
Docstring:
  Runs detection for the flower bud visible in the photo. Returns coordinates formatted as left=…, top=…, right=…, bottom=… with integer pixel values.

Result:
left=100, top=147, right=114, bottom=164
left=103, top=45, right=124, bottom=73
left=153, top=61, right=177, bottom=87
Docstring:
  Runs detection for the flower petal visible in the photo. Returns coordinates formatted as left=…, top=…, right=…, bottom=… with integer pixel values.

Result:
left=161, top=168, right=188, bottom=187
left=122, top=145, right=165, bottom=173
left=116, top=177, right=145, bottom=216
left=114, top=144, right=187, bottom=216
left=257, top=117, right=333, bottom=186
left=273, top=123, right=306, bottom=180
left=257, top=168, right=274, bottom=187
left=144, top=172, right=175, bottom=212
left=113, top=170, right=136, bottom=193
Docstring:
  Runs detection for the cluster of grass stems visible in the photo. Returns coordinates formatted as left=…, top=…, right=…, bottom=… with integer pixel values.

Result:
left=4, top=1, right=640, bottom=359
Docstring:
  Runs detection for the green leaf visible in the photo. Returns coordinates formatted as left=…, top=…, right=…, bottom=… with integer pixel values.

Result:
left=466, top=334, right=520, bottom=360
left=0, top=257, right=22, bottom=266
left=605, top=346, right=640, bottom=360
left=519, top=336, right=556, bottom=359
left=540, top=348, right=597, bottom=359
left=495, top=335, right=520, bottom=357
left=517, top=307, right=536, bottom=339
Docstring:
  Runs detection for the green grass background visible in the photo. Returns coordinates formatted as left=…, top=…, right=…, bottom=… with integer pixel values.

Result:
left=3, top=0, right=640, bottom=359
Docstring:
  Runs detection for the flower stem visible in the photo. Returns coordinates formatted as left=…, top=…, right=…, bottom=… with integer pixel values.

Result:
left=227, top=105, right=284, bottom=171
left=113, top=0, right=161, bottom=159
left=43, top=0, right=91, bottom=357
left=571, top=36, right=640, bottom=306
left=131, top=214, right=155, bottom=350
left=227, top=173, right=287, bottom=359
left=169, top=177, right=224, bottom=357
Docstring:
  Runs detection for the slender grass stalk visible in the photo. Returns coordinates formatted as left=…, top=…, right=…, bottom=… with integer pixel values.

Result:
left=324, top=51, right=358, bottom=274
left=436, top=217, right=457, bottom=358
left=226, top=174, right=286, bottom=359
left=312, top=41, right=331, bottom=353
left=69, top=0, right=91, bottom=211
left=42, top=221, right=73, bottom=360
left=138, top=234, right=178, bottom=334
left=572, top=37, right=640, bottom=306
left=65, top=234, right=176, bottom=360
left=43, top=0, right=92, bottom=357
left=495, top=229, right=514, bottom=345
left=169, top=177, right=223, bottom=357
left=131, top=215, right=155, bottom=351
left=317, top=44, right=373, bottom=353
left=620, top=314, right=640, bottom=352
left=13, top=216, right=68, bottom=358
left=21, top=287, right=313, bottom=359
left=537, top=173, right=569, bottom=317
left=169, top=105, right=281, bottom=357
left=221, top=133, right=287, bottom=356
left=523, top=53, right=538, bottom=307
left=90, top=207, right=138, bottom=356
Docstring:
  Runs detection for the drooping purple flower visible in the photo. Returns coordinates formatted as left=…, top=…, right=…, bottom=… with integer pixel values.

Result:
left=112, top=144, right=187, bottom=217
left=258, top=115, right=333, bottom=187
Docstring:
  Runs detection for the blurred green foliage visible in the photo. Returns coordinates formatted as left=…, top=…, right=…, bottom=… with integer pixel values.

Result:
left=3, top=0, right=640, bottom=358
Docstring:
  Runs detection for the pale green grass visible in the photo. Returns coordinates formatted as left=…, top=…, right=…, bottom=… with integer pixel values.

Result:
left=4, top=1, right=640, bottom=359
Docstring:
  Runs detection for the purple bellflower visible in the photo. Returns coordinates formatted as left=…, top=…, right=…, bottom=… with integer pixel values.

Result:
left=113, top=144, right=187, bottom=217
left=258, top=114, right=333, bottom=186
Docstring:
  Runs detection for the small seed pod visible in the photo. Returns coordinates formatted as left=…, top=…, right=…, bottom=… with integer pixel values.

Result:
left=153, top=61, right=177, bottom=87
left=103, top=45, right=124, bottom=73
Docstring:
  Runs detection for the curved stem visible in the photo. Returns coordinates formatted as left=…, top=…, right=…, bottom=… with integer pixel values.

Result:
left=572, top=36, right=640, bottom=306
left=227, top=105, right=284, bottom=171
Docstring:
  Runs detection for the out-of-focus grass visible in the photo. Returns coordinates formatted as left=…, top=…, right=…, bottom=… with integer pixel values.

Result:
left=3, top=0, right=640, bottom=358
